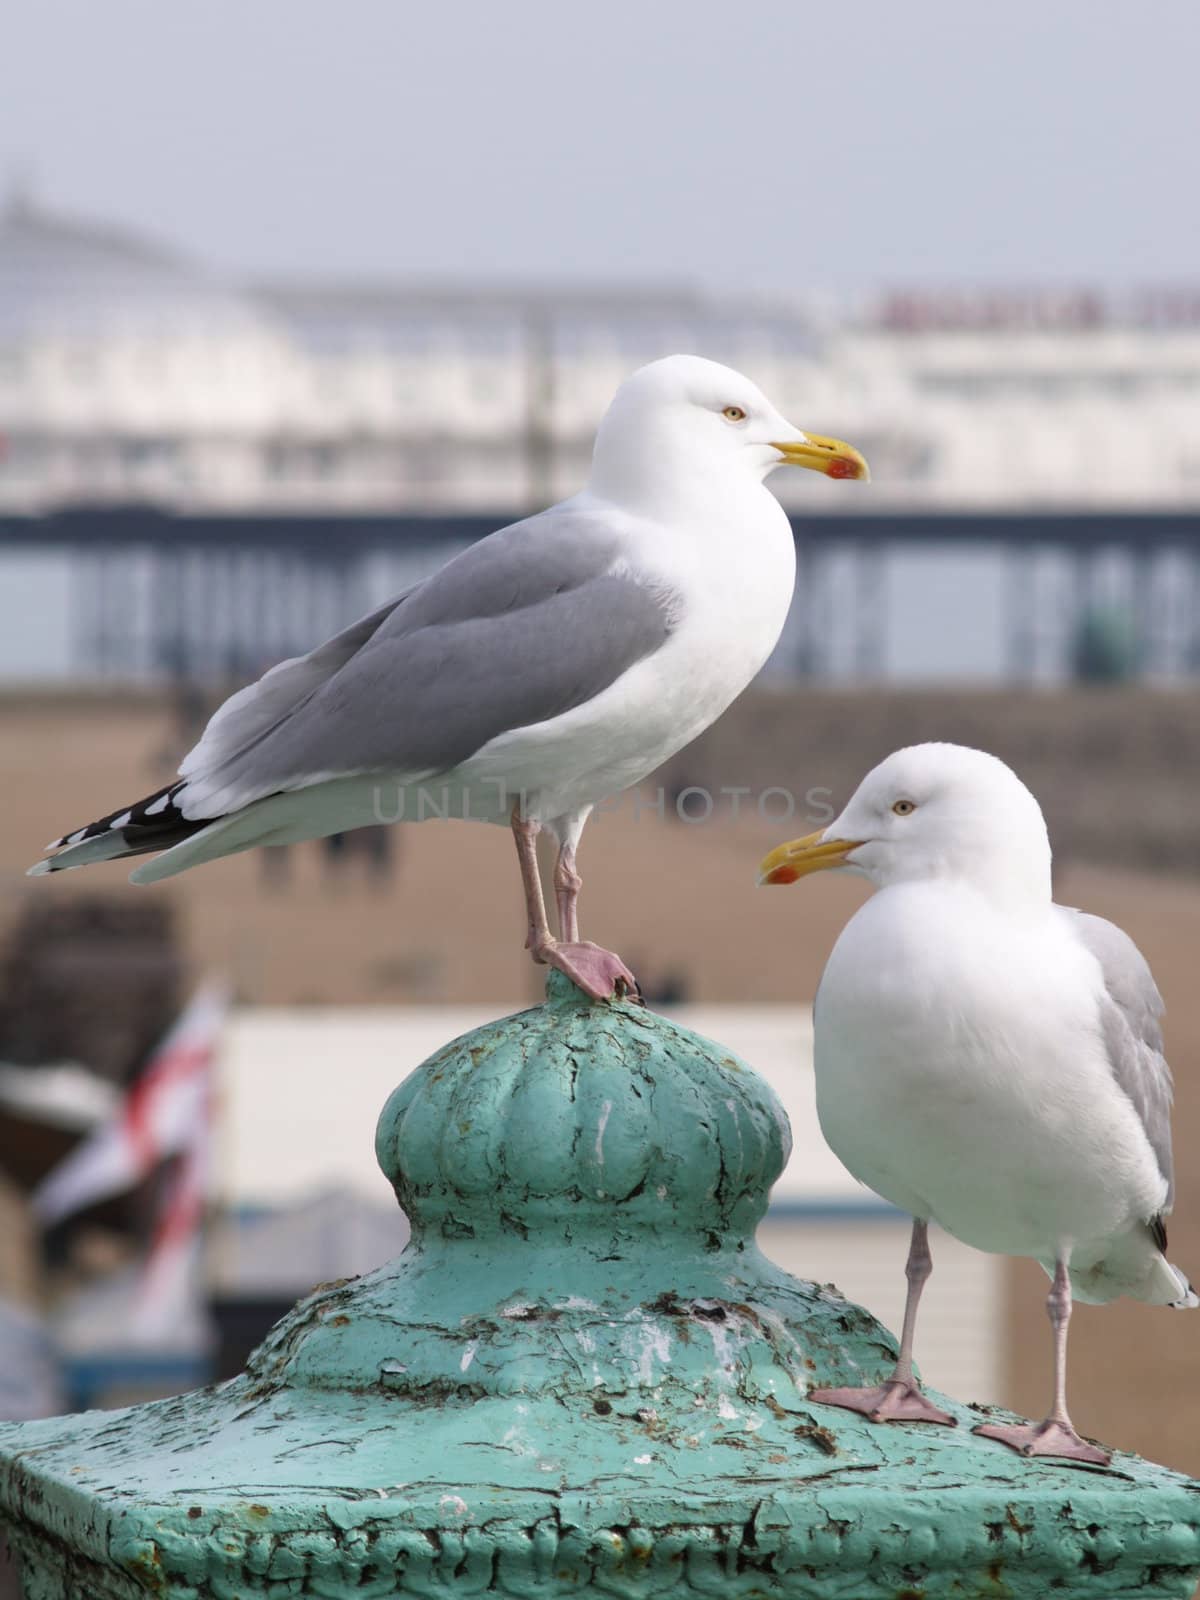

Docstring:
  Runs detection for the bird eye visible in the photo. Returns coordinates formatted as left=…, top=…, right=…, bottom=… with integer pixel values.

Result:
left=892, top=799, right=916, bottom=816
left=722, top=405, right=747, bottom=423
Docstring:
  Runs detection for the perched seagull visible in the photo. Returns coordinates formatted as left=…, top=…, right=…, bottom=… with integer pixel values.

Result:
left=29, top=354, right=867, bottom=999
left=759, top=742, right=1195, bottom=1466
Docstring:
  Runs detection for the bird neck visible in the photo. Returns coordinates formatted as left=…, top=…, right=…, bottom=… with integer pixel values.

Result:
left=870, top=845, right=1054, bottom=922
left=971, top=857, right=1054, bottom=920
left=588, top=428, right=775, bottom=527
left=596, top=474, right=783, bottom=546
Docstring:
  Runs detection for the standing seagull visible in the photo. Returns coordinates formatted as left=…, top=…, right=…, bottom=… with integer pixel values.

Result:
left=759, top=742, right=1195, bottom=1465
left=29, top=355, right=867, bottom=999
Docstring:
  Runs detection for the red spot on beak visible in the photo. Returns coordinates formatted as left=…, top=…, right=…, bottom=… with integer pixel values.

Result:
left=764, top=865, right=799, bottom=885
left=826, top=457, right=856, bottom=480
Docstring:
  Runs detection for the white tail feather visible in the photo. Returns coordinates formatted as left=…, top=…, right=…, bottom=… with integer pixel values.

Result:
left=1068, top=1233, right=1198, bottom=1307
left=128, top=811, right=267, bottom=884
left=1164, top=1261, right=1199, bottom=1309
left=27, top=831, right=136, bottom=877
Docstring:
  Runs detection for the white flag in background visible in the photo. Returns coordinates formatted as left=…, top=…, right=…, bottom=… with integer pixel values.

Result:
left=128, top=1093, right=215, bottom=1344
left=31, top=983, right=228, bottom=1227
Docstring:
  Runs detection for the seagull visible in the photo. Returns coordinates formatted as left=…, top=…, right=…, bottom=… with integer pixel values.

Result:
left=759, top=741, right=1195, bottom=1465
left=29, top=354, right=867, bottom=1000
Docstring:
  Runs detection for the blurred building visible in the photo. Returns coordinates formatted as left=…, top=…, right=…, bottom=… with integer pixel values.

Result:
left=0, top=1172, right=61, bottom=1422
left=2, top=187, right=1198, bottom=518
left=0, top=188, right=298, bottom=511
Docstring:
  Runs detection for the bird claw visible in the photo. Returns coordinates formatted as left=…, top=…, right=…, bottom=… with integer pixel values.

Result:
left=809, top=1378, right=956, bottom=1427
left=533, top=939, right=640, bottom=1002
left=974, top=1417, right=1110, bottom=1466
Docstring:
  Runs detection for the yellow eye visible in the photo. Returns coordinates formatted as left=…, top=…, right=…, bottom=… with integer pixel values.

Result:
left=892, top=799, right=916, bottom=816
left=723, top=405, right=747, bottom=422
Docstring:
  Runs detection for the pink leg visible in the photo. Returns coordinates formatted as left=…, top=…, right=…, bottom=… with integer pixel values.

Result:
left=553, top=843, right=582, bottom=944
left=511, top=807, right=551, bottom=953
left=810, top=1219, right=955, bottom=1426
left=975, top=1258, right=1110, bottom=1465
left=509, top=809, right=637, bottom=1002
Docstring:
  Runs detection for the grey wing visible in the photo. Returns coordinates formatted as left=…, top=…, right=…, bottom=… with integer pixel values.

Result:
left=1061, top=906, right=1175, bottom=1212
left=178, top=594, right=411, bottom=789
left=178, top=504, right=678, bottom=818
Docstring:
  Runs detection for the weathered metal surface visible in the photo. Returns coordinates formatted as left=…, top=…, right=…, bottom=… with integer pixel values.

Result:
left=2, top=973, right=1199, bottom=1597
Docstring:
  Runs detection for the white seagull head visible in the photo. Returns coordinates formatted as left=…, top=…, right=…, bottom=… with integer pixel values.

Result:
left=760, top=742, right=1053, bottom=909
left=587, top=354, right=868, bottom=512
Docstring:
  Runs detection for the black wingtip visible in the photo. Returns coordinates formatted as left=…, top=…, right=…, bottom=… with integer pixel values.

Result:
left=30, top=782, right=216, bottom=876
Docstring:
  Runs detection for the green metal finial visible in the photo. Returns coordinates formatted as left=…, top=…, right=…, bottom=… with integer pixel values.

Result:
left=1, top=979, right=1198, bottom=1596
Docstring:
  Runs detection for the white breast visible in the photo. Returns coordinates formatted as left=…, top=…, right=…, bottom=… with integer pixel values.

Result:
left=462, top=494, right=797, bottom=824
left=813, top=882, right=1166, bottom=1261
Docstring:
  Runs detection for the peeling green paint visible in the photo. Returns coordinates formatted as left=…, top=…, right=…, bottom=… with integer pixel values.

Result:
left=1, top=974, right=1198, bottom=1596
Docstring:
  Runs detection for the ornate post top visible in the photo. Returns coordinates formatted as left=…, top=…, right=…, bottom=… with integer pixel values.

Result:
left=377, top=967, right=791, bottom=1243
left=1, top=978, right=1198, bottom=1598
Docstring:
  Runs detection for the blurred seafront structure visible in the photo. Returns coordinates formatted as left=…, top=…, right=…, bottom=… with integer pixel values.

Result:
left=4, top=187, right=1200, bottom=683
left=3, top=187, right=1199, bottom=516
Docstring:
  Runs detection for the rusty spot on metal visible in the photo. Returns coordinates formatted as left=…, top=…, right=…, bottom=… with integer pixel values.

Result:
left=794, top=1421, right=839, bottom=1456
left=501, top=1302, right=560, bottom=1321
left=378, top=1372, right=487, bottom=1403
left=1006, top=1504, right=1033, bottom=1536
left=691, top=1303, right=726, bottom=1323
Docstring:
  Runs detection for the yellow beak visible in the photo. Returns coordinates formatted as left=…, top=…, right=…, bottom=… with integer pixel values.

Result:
left=770, top=433, right=870, bottom=482
left=757, top=830, right=864, bottom=886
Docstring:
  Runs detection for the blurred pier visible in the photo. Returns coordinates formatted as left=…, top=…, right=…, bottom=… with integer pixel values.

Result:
left=3, top=506, right=1199, bottom=684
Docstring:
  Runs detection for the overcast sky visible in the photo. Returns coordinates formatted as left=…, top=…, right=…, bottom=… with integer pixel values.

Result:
left=5, top=0, right=1198, bottom=293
